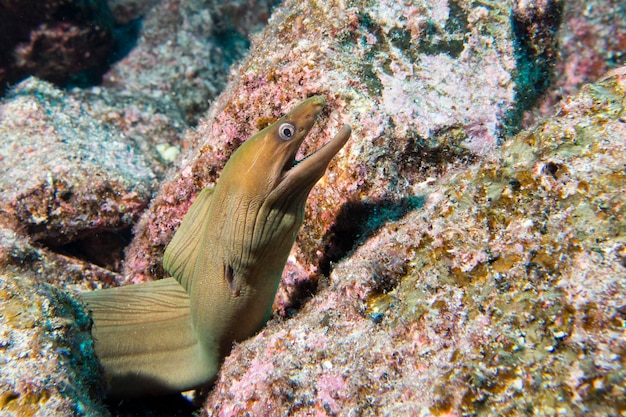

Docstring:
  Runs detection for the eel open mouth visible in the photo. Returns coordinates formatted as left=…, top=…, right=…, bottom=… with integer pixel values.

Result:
left=279, top=124, right=351, bottom=192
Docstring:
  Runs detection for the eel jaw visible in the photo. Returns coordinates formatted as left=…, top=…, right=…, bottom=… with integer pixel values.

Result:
left=272, top=124, right=351, bottom=198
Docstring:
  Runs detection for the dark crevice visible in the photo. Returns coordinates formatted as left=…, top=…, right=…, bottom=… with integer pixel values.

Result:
left=105, top=392, right=201, bottom=417
left=281, top=277, right=320, bottom=318
left=65, top=17, right=142, bottom=89
left=281, top=196, right=423, bottom=315
left=318, top=195, right=425, bottom=278
left=0, top=0, right=118, bottom=94
left=50, top=228, right=133, bottom=272
left=504, top=0, right=564, bottom=135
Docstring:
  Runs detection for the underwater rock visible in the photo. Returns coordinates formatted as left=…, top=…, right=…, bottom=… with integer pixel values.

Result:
left=205, top=69, right=626, bottom=416
left=0, top=272, right=107, bottom=417
left=0, top=0, right=114, bottom=94
left=0, top=78, right=159, bottom=273
left=103, top=0, right=280, bottom=123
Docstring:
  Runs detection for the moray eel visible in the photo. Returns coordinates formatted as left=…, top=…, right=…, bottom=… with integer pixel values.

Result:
left=81, top=96, right=351, bottom=397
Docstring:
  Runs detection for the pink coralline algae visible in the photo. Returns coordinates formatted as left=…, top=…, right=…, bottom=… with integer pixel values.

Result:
left=205, top=70, right=626, bottom=417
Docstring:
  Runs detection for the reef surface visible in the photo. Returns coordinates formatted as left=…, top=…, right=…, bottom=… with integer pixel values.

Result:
left=0, top=0, right=624, bottom=415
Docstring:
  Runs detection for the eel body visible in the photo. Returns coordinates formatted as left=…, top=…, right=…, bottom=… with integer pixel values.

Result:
left=81, top=96, right=351, bottom=397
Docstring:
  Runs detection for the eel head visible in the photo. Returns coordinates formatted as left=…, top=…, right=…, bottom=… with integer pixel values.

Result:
left=221, top=95, right=351, bottom=208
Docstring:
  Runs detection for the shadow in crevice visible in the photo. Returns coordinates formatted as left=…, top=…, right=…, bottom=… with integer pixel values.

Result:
left=105, top=393, right=201, bottom=417
left=101, top=372, right=211, bottom=417
left=47, top=228, right=133, bottom=273
left=503, top=1, right=564, bottom=135
left=281, top=196, right=424, bottom=315
left=318, top=195, right=425, bottom=277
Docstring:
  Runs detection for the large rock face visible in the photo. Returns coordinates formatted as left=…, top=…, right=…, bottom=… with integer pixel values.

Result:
left=102, top=0, right=280, bottom=122
left=0, top=79, right=163, bottom=282
left=0, top=80, right=158, bottom=245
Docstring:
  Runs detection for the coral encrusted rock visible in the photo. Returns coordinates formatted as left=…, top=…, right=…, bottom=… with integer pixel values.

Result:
left=0, top=79, right=157, bottom=248
left=0, top=272, right=106, bottom=416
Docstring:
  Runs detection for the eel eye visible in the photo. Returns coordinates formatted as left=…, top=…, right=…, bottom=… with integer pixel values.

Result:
left=278, top=123, right=297, bottom=141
